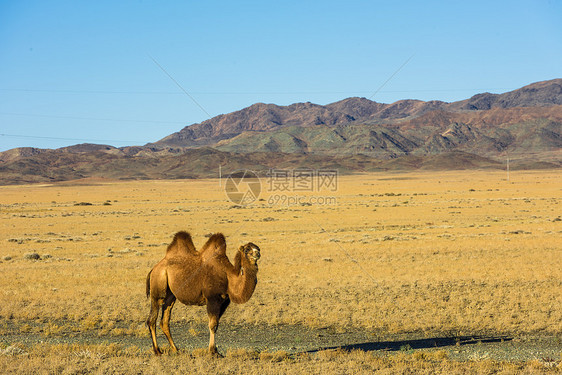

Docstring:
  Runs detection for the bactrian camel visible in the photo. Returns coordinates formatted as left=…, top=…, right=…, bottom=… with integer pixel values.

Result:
left=145, top=231, right=261, bottom=355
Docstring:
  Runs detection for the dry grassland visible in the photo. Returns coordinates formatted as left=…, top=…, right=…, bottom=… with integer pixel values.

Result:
left=0, top=169, right=561, bottom=373
left=1, top=343, right=560, bottom=374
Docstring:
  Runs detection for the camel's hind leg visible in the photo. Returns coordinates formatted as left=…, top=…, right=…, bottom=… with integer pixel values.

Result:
left=146, top=265, right=172, bottom=355
left=146, top=295, right=162, bottom=355
left=160, top=293, right=178, bottom=353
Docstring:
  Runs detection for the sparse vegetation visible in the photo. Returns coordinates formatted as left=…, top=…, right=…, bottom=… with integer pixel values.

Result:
left=0, top=343, right=559, bottom=374
left=0, top=170, right=561, bottom=372
left=23, top=252, right=40, bottom=260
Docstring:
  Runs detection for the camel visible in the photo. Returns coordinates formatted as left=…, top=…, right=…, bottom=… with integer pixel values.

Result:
left=145, top=231, right=260, bottom=355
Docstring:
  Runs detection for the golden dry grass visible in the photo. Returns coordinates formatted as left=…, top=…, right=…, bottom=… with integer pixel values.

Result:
left=0, top=342, right=560, bottom=374
left=0, top=170, right=561, bottom=372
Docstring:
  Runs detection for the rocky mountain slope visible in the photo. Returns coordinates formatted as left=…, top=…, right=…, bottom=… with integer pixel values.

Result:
left=153, top=79, right=562, bottom=153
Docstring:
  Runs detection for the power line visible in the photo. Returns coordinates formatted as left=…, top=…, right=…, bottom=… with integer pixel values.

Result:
left=148, top=54, right=213, bottom=119
left=0, top=87, right=517, bottom=95
left=0, top=88, right=182, bottom=95
left=369, top=54, right=415, bottom=100
left=0, top=133, right=143, bottom=144
left=0, top=111, right=187, bottom=125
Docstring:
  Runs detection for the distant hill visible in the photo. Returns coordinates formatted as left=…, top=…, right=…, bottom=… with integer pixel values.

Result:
left=152, top=101, right=356, bottom=147
left=449, top=79, right=562, bottom=110
left=1, top=146, right=528, bottom=185
left=153, top=79, right=562, bottom=152
left=1, top=79, right=561, bottom=185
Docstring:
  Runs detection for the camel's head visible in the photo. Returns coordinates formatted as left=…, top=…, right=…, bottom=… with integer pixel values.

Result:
left=239, top=242, right=261, bottom=266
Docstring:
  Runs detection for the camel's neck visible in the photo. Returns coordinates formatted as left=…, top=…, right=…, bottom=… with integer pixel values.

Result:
left=227, top=252, right=258, bottom=304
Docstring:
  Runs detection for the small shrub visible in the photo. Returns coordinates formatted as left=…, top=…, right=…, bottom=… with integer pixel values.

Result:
left=226, top=348, right=259, bottom=360
left=191, top=348, right=213, bottom=358
left=43, top=322, right=65, bottom=336
left=430, top=350, right=449, bottom=361
left=1, top=344, right=28, bottom=356
left=315, top=348, right=344, bottom=360
left=259, top=350, right=290, bottom=362
left=24, top=252, right=40, bottom=260
left=399, top=344, right=413, bottom=353
left=19, top=324, right=32, bottom=333
left=80, top=316, right=101, bottom=331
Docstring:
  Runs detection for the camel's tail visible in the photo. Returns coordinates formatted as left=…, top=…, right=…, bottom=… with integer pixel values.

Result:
left=146, top=270, right=152, bottom=298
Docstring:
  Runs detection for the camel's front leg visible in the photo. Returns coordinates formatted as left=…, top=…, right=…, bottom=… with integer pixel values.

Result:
left=206, top=297, right=228, bottom=356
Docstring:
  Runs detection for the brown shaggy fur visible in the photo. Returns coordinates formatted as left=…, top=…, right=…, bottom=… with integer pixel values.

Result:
left=145, top=231, right=260, bottom=355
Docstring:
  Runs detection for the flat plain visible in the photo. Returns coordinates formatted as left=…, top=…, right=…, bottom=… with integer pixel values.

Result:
left=0, top=170, right=561, bottom=374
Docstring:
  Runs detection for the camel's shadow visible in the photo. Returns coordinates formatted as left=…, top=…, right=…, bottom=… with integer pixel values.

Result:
left=307, top=335, right=512, bottom=353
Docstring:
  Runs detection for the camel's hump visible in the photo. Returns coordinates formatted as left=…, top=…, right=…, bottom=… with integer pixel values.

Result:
left=167, top=231, right=197, bottom=254
left=200, top=233, right=227, bottom=258
left=204, top=233, right=226, bottom=250
left=174, top=231, right=192, bottom=242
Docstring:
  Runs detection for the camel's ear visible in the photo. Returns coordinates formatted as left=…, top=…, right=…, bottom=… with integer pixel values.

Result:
left=239, top=245, right=246, bottom=253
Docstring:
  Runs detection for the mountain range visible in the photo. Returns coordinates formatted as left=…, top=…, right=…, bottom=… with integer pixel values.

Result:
left=1, top=79, right=561, bottom=184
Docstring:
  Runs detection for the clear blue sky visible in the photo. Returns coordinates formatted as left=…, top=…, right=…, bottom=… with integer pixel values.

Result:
left=1, top=0, right=561, bottom=151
